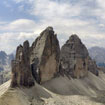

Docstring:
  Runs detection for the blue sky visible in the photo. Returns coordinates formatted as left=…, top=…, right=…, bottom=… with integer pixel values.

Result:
left=0, top=0, right=105, bottom=54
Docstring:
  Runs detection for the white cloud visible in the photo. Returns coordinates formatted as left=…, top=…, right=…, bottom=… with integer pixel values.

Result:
left=1, top=0, right=105, bottom=53
left=0, top=19, right=36, bottom=32
left=17, top=31, right=39, bottom=40
left=0, top=21, right=7, bottom=25
left=1, top=17, right=105, bottom=54
left=28, top=0, right=82, bottom=19
left=0, top=32, right=39, bottom=54
left=99, top=24, right=105, bottom=28
left=92, top=0, right=105, bottom=20
left=3, top=1, right=11, bottom=8
left=0, top=18, right=45, bottom=54
left=0, top=33, right=18, bottom=53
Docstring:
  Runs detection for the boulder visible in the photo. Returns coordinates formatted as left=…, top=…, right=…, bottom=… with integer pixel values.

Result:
left=60, top=34, right=98, bottom=78
left=30, top=27, right=60, bottom=83
left=11, top=40, right=35, bottom=87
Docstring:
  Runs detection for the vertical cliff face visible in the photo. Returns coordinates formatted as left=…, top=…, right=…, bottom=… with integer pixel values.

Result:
left=11, top=41, right=35, bottom=87
left=60, top=35, right=98, bottom=78
left=30, top=27, right=60, bottom=83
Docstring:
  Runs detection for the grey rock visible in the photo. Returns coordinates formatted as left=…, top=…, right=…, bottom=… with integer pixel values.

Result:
left=60, top=34, right=98, bottom=78
left=11, top=40, right=35, bottom=87
left=30, top=26, right=60, bottom=83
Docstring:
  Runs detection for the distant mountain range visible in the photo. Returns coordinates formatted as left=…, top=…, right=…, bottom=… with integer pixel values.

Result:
left=0, top=51, right=14, bottom=84
left=88, top=46, right=105, bottom=67
left=0, top=51, right=14, bottom=72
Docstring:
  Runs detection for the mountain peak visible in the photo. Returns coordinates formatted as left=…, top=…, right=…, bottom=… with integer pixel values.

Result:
left=46, top=26, right=53, bottom=31
left=60, top=34, right=98, bottom=78
left=66, top=34, right=81, bottom=44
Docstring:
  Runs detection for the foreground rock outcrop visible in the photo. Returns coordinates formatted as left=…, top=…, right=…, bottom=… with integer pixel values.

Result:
left=11, top=41, right=35, bottom=87
left=30, top=27, right=60, bottom=83
left=60, top=34, right=98, bottom=78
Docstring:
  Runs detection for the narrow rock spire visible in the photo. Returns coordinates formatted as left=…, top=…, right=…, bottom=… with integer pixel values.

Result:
left=11, top=40, right=35, bottom=87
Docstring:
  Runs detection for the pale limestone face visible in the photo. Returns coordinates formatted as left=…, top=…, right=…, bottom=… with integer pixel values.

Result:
left=40, top=54, right=58, bottom=83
